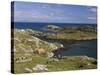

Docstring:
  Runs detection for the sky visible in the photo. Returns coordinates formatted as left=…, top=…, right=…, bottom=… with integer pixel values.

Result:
left=12, top=1, right=97, bottom=24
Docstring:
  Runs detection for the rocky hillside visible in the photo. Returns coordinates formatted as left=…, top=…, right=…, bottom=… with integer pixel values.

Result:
left=14, top=29, right=63, bottom=53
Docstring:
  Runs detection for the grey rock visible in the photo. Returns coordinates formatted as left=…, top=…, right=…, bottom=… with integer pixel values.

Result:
left=33, top=64, right=48, bottom=71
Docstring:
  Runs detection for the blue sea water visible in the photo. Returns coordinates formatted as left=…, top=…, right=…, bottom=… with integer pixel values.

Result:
left=61, top=39, right=97, bottom=59
left=12, top=22, right=97, bottom=30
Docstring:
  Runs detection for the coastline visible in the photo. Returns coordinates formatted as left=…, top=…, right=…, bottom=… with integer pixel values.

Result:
left=13, top=28, right=97, bottom=73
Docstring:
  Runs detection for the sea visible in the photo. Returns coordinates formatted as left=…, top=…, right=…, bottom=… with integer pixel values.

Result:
left=12, top=22, right=97, bottom=30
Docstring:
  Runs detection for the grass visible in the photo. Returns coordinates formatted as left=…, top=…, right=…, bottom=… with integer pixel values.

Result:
left=14, top=54, right=48, bottom=73
left=46, top=56, right=97, bottom=71
left=44, top=26, right=97, bottom=40
left=13, top=53, right=97, bottom=73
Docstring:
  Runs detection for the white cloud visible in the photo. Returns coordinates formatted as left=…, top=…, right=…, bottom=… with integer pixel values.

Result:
left=89, top=7, right=97, bottom=12
left=87, top=16, right=96, bottom=20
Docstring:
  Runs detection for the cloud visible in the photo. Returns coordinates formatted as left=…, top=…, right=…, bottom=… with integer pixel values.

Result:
left=87, top=16, right=96, bottom=20
left=89, top=7, right=97, bottom=12
left=32, top=13, right=50, bottom=19
left=42, top=4, right=50, bottom=9
left=14, top=2, right=97, bottom=23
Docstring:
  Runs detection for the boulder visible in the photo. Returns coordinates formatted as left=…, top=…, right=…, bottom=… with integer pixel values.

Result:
left=25, top=68, right=33, bottom=73
left=47, top=52, right=54, bottom=58
left=33, top=64, right=48, bottom=71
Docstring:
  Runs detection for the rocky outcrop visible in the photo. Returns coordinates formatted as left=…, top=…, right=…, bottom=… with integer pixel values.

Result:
left=47, top=52, right=54, bottom=58
left=43, top=24, right=62, bottom=31
left=15, top=56, right=32, bottom=63
left=25, top=68, right=33, bottom=73
left=14, top=29, right=62, bottom=53
left=33, top=64, right=48, bottom=71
